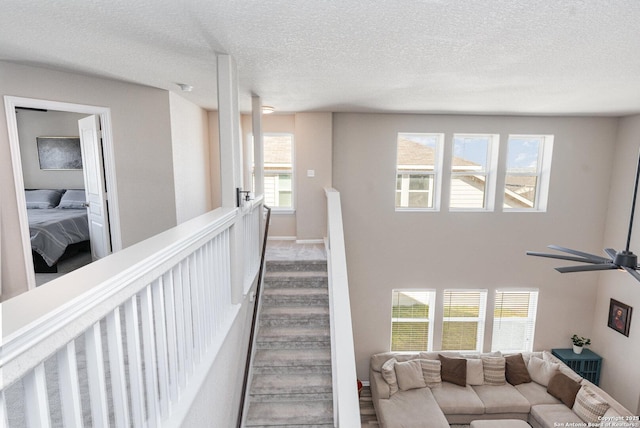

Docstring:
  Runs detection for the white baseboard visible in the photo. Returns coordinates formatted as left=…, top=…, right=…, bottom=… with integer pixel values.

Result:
left=295, top=239, right=325, bottom=244
left=267, top=236, right=296, bottom=241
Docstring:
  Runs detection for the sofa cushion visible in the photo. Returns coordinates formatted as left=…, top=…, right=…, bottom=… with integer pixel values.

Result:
left=374, top=386, right=450, bottom=428
left=530, top=404, right=584, bottom=428
left=466, top=358, right=484, bottom=385
left=481, top=356, right=506, bottom=385
left=528, top=356, right=559, bottom=387
left=547, top=372, right=581, bottom=407
left=439, top=354, right=467, bottom=387
left=573, top=386, right=610, bottom=424
left=472, top=384, right=531, bottom=414
left=431, top=382, right=485, bottom=415
left=381, top=358, right=399, bottom=395
left=542, top=350, right=583, bottom=383
left=395, top=360, right=426, bottom=391
left=505, top=353, right=532, bottom=385
left=419, top=359, right=442, bottom=387
left=372, top=353, right=420, bottom=372
left=514, top=381, right=561, bottom=406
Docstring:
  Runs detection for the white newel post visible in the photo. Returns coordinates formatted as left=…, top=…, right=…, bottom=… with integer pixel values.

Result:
left=217, top=54, right=245, bottom=304
left=252, top=96, right=264, bottom=199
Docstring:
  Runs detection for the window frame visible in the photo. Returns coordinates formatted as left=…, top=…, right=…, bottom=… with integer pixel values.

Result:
left=395, top=133, right=444, bottom=212
left=441, top=289, right=488, bottom=353
left=503, top=134, right=554, bottom=212
left=390, top=289, right=436, bottom=352
left=449, top=133, right=499, bottom=212
left=491, top=289, right=539, bottom=353
left=263, top=132, right=295, bottom=213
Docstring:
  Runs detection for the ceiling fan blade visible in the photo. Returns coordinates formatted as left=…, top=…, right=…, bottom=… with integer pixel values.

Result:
left=526, top=251, right=605, bottom=264
left=623, top=266, right=640, bottom=283
left=547, top=245, right=610, bottom=263
left=604, top=248, right=618, bottom=260
left=555, top=264, right=617, bottom=273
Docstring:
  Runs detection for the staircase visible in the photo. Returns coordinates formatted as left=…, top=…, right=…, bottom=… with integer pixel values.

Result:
left=244, top=259, right=334, bottom=427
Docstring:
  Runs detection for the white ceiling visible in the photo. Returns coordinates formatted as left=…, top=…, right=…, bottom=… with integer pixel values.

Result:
left=2, top=1, right=640, bottom=115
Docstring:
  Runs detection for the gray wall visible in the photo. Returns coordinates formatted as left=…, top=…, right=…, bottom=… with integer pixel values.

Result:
left=0, top=61, right=177, bottom=299
left=332, top=113, right=618, bottom=380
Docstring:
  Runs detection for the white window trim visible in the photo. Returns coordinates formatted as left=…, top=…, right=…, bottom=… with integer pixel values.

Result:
left=449, top=133, right=499, bottom=212
left=263, top=132, right=295, bottom=212
left=390, top=289, right=436, bottom=352
left=491, top=288, right=539, bottom=353
left=503, top=134, right=554, bottom=212
left=442, top=289, right=488, bottom=353
left=395, top=133, right=444, bottom=212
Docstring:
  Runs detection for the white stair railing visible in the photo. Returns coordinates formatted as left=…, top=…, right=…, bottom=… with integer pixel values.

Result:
left=0, top=198, right=264, bottom=427
left=325, top=188, right=361, bottom=427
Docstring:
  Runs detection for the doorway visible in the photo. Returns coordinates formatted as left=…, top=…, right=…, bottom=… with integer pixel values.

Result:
left=4, top=96, right=122, bottom=290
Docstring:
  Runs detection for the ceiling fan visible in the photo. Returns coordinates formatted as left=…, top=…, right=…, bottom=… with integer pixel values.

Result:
left=527, top=151, right=640, bottom=283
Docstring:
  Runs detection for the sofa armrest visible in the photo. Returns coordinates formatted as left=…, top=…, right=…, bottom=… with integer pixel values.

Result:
left=580, top=379, right=634, bottom=417
left=370, top=367, right=390, bottom=401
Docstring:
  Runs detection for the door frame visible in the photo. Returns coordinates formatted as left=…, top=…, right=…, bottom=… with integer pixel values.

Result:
left=4, top=96, right=122, bottom=290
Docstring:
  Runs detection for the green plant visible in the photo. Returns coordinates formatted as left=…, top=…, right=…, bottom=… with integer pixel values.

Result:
left=571, top=334, right=591, bottom=347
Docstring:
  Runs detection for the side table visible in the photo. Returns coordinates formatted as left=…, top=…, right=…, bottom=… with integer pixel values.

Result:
left=551, top=348, right=602, bottom=385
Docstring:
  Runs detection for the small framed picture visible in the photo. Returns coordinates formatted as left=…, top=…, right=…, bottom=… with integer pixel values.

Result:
left=36, top=136, right=83, bottom=170
left=608, top=298, right=632, bottom=337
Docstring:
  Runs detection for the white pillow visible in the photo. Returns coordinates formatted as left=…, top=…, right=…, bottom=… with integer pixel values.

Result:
left=381, top=358, right=398, bottom=395
left=419, top=359, right=442, bottom=388
left=395, top=360, right=427, bottom=391
left=528, top=356, right=560, bottom=387
left=573, top=386, right=610, bottom=423
left=466, top=358, right=484, bottom=385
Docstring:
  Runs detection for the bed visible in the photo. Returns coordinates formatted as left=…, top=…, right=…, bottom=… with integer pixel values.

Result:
left=25, top=189, right=91, bottom=273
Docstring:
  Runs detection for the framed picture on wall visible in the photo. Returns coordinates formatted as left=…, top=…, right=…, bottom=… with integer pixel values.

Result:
left=36, top=136, right=83, bottom=170
left=608, top=298, right=632, bottom=337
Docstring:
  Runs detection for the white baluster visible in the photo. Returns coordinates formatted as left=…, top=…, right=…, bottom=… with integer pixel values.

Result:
left=152, top=276, right=172, bottom=418
left=164, top=268, right=180, bottom=402
left=106, top=307, right=130, bottom=428
left=85, top=323, right=109, bottom=428
left=140, top=285, right=161, bottom=426
left=124, top=296, right=145, bottom=427
left=23, top=363, right=50, bottom=428
left=57, top=341, right=83, bottom=428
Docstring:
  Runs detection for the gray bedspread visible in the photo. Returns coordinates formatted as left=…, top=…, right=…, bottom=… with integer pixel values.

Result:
left=28, top=208, right=90, bottom=266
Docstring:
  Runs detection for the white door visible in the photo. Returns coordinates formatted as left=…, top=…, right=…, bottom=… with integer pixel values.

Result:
left=78, top=115, right=112, bottom=259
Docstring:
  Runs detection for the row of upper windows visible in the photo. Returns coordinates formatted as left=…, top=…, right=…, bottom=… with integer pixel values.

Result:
left=395, top=133, right=554, bottom=212
left=391, top=289, right=539, bottom=354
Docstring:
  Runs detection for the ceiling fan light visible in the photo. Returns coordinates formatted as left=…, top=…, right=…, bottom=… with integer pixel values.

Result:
left=262, top=105, right=275, bottom=114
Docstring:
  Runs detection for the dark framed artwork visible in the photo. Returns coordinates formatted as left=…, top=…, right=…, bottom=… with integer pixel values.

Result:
left=36, top=136, right=83, bottom=170
left=608, top=298, right=632, bottom=337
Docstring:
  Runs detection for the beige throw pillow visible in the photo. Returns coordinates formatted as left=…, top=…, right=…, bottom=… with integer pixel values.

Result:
left=481, top=356, right=506, bottom=385
left=466, top=358, right=484, bottom=385
left=395, top=360, right=427, bottom=391
left=573, top=386, right=610, bottom=423
left=419, top=359, right=442, bottom=388
left=381, top=358, right=398, bottom=395
left=528, top=356, right=559, bottom=387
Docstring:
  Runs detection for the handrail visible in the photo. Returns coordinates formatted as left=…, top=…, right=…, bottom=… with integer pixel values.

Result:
left=237, top=204, right=271, bottom=428
left=325, top=188, right=361, bottom=427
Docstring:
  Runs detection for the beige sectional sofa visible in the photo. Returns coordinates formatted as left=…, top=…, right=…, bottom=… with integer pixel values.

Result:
left=370, top=350, right=636, bottom=428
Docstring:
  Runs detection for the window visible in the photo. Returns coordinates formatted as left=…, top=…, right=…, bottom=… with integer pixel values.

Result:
left=450, top=134, right=498, bottom=210
left=390, top=290, right=435, bottom=351
left=504, top=135, right=553, bottom=211
left=442, top=290, right=487, bottom=352
left=492, top=290, right=539, bottom=353
left=396, top=133, right=443, bottom=210
left=263, top=134, right=294, bottom=209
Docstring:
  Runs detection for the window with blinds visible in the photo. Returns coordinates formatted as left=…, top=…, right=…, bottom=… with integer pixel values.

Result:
left=442, top=290, right=487, bottom=352
left=492, top=290, right=539, bottom=352
left=390, top=290, right=435, bottom=351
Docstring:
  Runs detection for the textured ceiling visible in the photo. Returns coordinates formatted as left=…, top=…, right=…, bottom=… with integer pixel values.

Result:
left=1, top=1, right=640, bottom=115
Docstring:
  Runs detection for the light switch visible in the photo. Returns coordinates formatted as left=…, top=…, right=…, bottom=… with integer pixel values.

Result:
left=307, top=169, right=315, bottom=177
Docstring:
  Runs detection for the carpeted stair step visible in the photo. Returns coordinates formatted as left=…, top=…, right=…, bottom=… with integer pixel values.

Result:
left=248, top=392, right=334, bottom=403
left=252, top=348, right=331, bottom=370
left=259, top=306, right=330, bottom=327
left=262, top=287, right=329, bottom=306
left=245, top=400, right=333, bottom=427
left=265, top=260, right=327, bottom=273
left=256, top=326, right=331, bottom=349
left=250, top=373, right=333, bottom=395
left=264, top=271, right=328, bottom=289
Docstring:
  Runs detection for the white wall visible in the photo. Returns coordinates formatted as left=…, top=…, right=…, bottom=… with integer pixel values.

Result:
left=332, top=113, right=618, bottom=380
left=0, top=61, right=177, bottom=299
left=169, top=92, right=213, bottom=223
left=591, top=114, right=640, bottom=412
left=17, top=109, right=86, bottom=190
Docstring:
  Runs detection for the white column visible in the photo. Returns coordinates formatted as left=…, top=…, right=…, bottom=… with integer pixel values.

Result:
left=252, top=96, right=264, bottom=198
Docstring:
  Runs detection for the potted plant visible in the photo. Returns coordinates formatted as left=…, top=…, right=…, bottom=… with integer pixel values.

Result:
left=571, top=334, right=591, bottom=354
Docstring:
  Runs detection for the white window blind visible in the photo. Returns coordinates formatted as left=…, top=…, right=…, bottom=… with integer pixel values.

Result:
left=492, top=290, right=539, bottom=353
left=442, top=290, right=487, bottom=352
left=390, top=290, right=435, bottom=351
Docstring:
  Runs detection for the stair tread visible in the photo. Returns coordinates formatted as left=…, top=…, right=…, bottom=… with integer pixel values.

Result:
left=257, top=326, right=330, bottom=339
left=263, top=288, right=329, bottom=296
left=245, top=400, right=333, bottom=426
left=251, top=373, right=333, bottom=392
left=265, top=271, right=328, bottom=278
left=261, top=306, right=329, bottom=316
left=253, top=348, right=331, bottom=366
